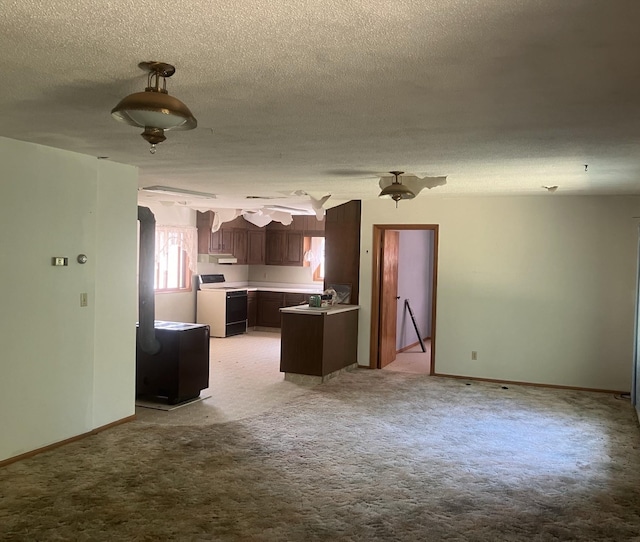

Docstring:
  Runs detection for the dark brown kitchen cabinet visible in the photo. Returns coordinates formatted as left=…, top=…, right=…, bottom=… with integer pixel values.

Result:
left=265, top=231, right=284, bottom=265
left=247, top=291, right=257, bottom=328
left=233, top=229, right=248, bottom=264
left=303, top=215, right=325, bottom=235
left=209, top=228, right=233, bottom=254
left=284, top=292, right=308, bottom=307
left=257, top=291, right=284, bottom=328
left=247, top=230, right=265, bottom=265
left=196, top=211, right=214, bottom=253
left=255, top=290, right=314, bottom=328
left=280, top=307, right=359, bottom=377
left=197, top=211, right=234, bottom=254
left=284, top=231, right=304, bottom=265
left=265, top=230, right=304, bottom=266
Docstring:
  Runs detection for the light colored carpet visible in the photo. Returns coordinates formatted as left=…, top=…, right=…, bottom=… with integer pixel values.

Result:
left=1, top=368, right=640, bottom=541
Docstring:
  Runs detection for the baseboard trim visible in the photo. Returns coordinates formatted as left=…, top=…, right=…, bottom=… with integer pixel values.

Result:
left=0, top=414, right=136, bottom=468
left=397, top=338, right=430, bottom=353
left=433, top=373, right=628, bottom=395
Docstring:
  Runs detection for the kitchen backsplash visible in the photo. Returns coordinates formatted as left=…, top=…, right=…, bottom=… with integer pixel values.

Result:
left=195, top=262, right=320, bottom=286
left=248, top=264, right=318, bottom=285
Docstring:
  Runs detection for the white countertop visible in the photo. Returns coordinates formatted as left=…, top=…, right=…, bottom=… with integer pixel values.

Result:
left=279, top=304, right=360, bottom=315
left=202, top=282, right=324, bottom=294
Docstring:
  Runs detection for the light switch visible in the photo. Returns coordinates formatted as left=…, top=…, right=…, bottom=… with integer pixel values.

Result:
left=80, top=293, right=88, bottom=307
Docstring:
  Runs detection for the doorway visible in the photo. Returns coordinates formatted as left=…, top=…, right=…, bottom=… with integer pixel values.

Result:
left=369, top=224, right=439, bottom=373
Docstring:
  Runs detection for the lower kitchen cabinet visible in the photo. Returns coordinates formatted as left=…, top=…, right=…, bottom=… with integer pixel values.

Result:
left=284, top=292, right=309, bottom=307
left=257, top=292, right=284, bottom=328
left=255, top=291, right=314, bottom=328
left=247, top=291, right=257, bottom=328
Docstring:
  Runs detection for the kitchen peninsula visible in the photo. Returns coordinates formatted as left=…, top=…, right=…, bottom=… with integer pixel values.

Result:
left=279, top=304, right=359, bottom=383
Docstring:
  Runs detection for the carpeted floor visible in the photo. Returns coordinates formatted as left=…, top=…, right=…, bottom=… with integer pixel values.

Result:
left=1, top=368, right=640, bottom=541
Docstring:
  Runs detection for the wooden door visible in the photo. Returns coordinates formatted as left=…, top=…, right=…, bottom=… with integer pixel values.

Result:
left=379, top=230, right=399, bottom=368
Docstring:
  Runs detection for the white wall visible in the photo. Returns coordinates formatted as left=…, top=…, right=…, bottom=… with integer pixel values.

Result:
left=397, top=230, right=433, bottom=350
left=0, top=137, right=138, bottom=461
left=360, top=195, right=640, bottom=391
left=248, top=264, right=318, bottom=285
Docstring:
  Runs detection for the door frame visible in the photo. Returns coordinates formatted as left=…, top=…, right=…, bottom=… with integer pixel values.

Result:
left=369, top=224, right=439, bottom=372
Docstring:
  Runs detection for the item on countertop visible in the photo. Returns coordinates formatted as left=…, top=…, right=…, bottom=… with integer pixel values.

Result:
left=322, top=288, right=337, bottom=307
left=309, top=294, right=322, bottom=308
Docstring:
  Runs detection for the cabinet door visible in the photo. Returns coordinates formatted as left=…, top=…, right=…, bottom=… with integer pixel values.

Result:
left=220, top=229, right=233, bottom=254
left=209, top=229, right=222, bottom=253
left=283, top=292, right=308, bottom=307
left=196, top=211, right=214, bottom=253
left=247, top=291, right=257, bottom=327
left=247, top=230, right=266, bottom=265
left=304, top=215, right=325, bottom=235
left=265, top=231, right=284, bottom=265
left=284, top=231, right=304, bottom=266
left=257, top=292, right=285, bottom=328
left=233, top=229, right=248, bottom=264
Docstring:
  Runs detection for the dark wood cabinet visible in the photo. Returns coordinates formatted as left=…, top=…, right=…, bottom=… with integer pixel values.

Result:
left=265, top=231, right=284, bottom=265
left=233, top=229, right=248, bottom=264
left=197, top=210, right=323, bottom=268
left=257, top=291, right=284, bottom=328
left=284, top=292, right=308, bottom=307
left=265, top=230, right=304, bottom=266
left=303, top=215, right=325, bottom=235
left=196, top=211, right=214, bottom=253
left=247, top=230, right=266, bottom=265
left=255, top=290, right=314, bottom=328
left=324, top=200, right=361, bottom=304
left=283, top=231, right=303, bottom=265
left=208, top=228, right=233, bottom=254
left=280, top=307, right=359, bottom=377
left=247, top=291, right=257, bottom=328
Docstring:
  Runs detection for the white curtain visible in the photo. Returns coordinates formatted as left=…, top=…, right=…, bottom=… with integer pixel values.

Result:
left=155, top=225, right=198, bottom=274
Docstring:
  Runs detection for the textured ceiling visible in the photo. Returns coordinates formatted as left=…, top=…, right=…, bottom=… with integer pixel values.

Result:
left=1, top=1, right=639, bottom=213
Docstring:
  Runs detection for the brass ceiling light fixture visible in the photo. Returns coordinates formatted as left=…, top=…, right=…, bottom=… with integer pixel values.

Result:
left=379, top=171, right=416, bottom=207
left=111, top=61, right=197, bottom=154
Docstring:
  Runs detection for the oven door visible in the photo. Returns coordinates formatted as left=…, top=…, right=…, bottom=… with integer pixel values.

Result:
left=225, top=290, right=248, bottom=336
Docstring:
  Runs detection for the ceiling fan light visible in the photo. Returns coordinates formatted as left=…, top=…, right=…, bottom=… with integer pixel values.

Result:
left=111, top=92, right=196, bottom=130
left=379, top=183, right=415, bottom=200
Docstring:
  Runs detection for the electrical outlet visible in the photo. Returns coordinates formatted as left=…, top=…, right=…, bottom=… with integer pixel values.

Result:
left=52, top=257, right=68, bottom=266
left=80, top=293, right=88, bottom=307
left=471, top=351, right=478, bottom=361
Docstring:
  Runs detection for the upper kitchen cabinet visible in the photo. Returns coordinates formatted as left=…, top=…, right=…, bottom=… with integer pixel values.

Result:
left=302, top=215, right=325, bottom=235
left=247, top=230, right=266, bottom=265
left=196, top=211, right=215, bottom=254
left=265, top=229, right=304, bottom=266
left=196, top=211, right=323, bottom=266
left=232, top=229, right=248, bottom=264
left=197, top=212, right=250, bottom=259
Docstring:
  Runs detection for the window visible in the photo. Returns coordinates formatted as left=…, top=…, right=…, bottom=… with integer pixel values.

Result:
left=304, top=236, right=325, bottom=282
left=154, top=226, right=197, bottom=292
